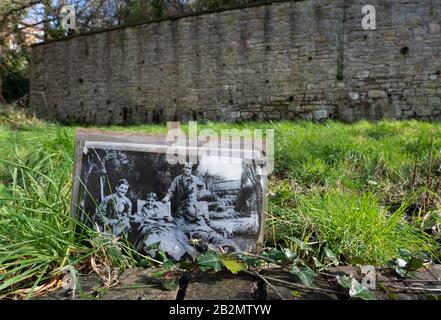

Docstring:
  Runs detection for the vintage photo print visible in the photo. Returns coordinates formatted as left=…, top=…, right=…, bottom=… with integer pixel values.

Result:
left=72, top=130, right=266, bottom=261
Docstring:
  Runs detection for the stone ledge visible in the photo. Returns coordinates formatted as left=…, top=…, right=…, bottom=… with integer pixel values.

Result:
left=183, top=271, right=262, bottom=300
left=100, top=268, right=179, bottom=300
left=35, top=265, right=441, bottom=300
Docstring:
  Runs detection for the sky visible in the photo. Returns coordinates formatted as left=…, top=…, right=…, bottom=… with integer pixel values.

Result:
left=197, top=155, right=243, bottom=181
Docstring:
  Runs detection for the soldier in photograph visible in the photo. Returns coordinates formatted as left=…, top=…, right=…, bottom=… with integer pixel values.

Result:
left=162, top=162, right=207, bottom=220
left=162, top=162, right=241, bottom=253
left=94, top=178, right=132, bottom=237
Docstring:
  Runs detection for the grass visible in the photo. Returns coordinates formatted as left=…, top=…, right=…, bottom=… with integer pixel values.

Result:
left=269, top=191, right=436, bottom=264
left=0, top=127, right=145, bottom=298
left=0, top=107, right=440, bottom=297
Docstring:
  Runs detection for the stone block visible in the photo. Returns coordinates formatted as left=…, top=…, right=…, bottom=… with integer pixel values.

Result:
left=349, top=92, right=360, bottom=100
left=368, top=90, right=387, bottom=99
left=312, top=109, right=328, bottom=120
left=184, top=272, right=260, bottom=300
left=429, top=23, right=441, bottom=34
left=428, top=97, right=441, bottom=106
left=100, top=268, right=179, bottom=300
left=355, top=70, right=370, bottom=80
left=415, top=106, right=433, bottom=117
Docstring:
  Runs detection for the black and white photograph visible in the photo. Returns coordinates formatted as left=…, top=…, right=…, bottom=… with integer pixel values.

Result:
left=72, top=131, right=266, bottom=261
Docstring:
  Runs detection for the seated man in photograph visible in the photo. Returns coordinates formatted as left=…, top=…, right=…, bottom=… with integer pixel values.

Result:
left=162, top=162, right=241, bottom=253
left=135, top=192, right=196, bottom=260
left=94, top=178, right=132, bottom=237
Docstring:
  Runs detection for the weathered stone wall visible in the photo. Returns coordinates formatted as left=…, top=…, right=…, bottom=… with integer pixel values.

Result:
left=30, top=0, right=441, bottom=124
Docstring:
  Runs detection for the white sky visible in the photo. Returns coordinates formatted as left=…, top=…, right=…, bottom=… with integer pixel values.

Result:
left=196, top=155, right=242, bottom=180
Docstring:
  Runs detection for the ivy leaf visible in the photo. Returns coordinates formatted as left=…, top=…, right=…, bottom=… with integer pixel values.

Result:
left=178, top=260, right=196, bottom=270
left=242, top=255, right=264, bottom=268
left=395, top=266, right=407, bottom=278
left=399, top=248, right=412, bottom=257
left=162, top=277, right=179, bottom=291
left=348, top=278, right=376, bottom=300
left=414, top=252, right=430, bottom=261
left=151, top=266, right=173, bottom=279
left=151, top=259, right=176, bottom=279
left=337, top=276, right=376, bottom=300
left=407, top=257, right=424, bottom=271
left=283, top=248, right=297, bottom=260
left=264, top=248, right=289, bottom=263
left=324, top=247, right=339, bottom=265
left=313, top=257, right=325, bottom=269
left=196, top=252, right=224, bottom=272
left=324, top=248, right=337, bottom=260
left=290, top=265, right=314, bottom=288
left=221, top=256, right=248, bottom=274
left=394, top=258, right=407, bottom=268
left=336, top=275, right=351, bottom=289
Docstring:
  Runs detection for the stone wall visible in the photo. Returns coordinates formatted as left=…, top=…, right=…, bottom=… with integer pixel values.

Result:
left=30, top=0, right=441, bottom=124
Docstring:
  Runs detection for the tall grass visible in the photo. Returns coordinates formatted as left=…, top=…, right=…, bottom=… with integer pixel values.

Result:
left=0, top=129, right=140, bottom=298
left=268, top=191, right=437, bottom=265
